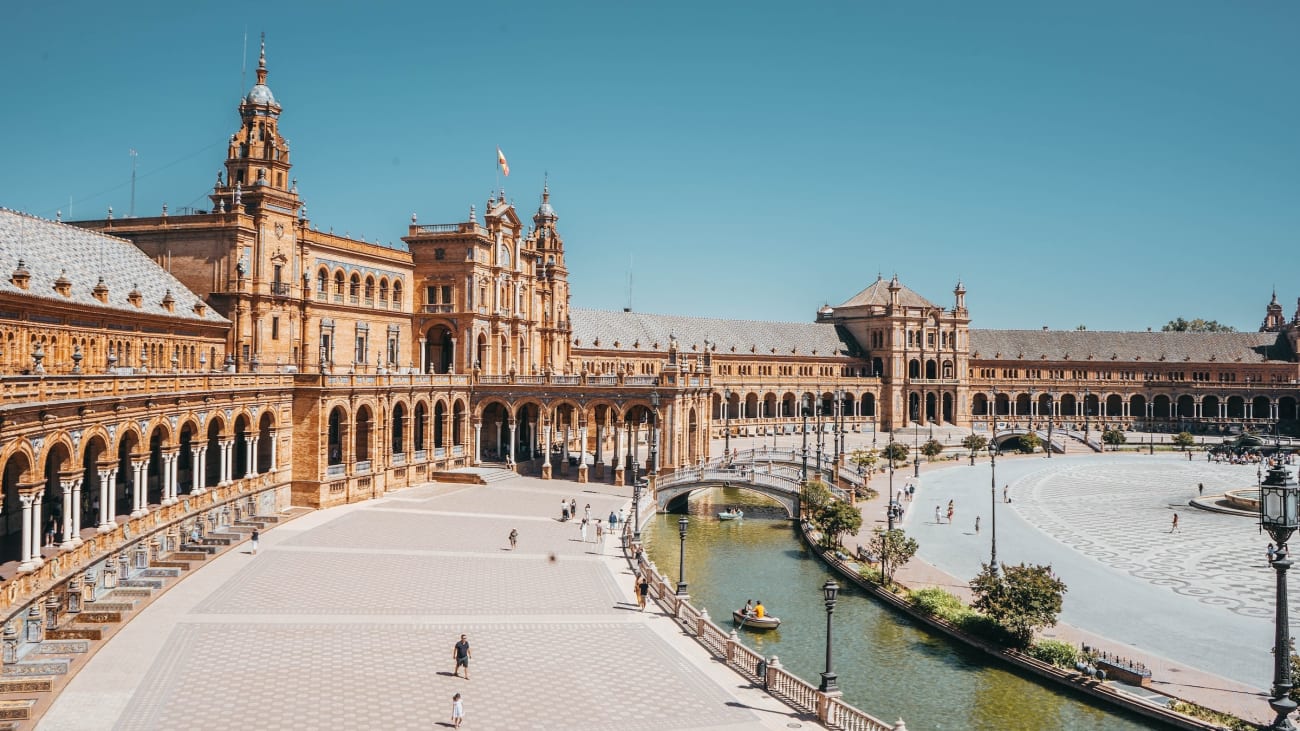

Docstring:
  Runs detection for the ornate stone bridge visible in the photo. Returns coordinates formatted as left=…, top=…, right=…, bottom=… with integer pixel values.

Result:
left=655, top=466, right=803, bottom=518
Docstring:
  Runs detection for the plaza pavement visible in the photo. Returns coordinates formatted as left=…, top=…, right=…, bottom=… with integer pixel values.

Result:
left=38, top=475, right=823, bottom=731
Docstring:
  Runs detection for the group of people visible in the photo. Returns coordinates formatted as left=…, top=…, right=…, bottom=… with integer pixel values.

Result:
left=934, top=499, right=956, bottom=525
left=739, top=598, right=767, bottom=618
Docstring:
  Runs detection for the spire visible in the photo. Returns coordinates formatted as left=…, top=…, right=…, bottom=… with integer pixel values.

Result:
left=256, top=32, right=268, bottom=86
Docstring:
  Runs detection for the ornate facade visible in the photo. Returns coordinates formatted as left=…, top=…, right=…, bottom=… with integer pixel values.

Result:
left=1, top=41, right=1299, bottom=608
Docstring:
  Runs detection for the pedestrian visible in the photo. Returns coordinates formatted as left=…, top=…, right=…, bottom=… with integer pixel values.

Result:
left=975, top=515, right=981, bottom=534
left=452, top=634, right=471, bottom=679
left=596, top=520, right=604, bottom=542
left=638, top=573, right=650, bottom=611
left=608, top=510, right=617, bottom=530
left=570, top=498, right=577, bottom=518
left=1268, top=542, right=1277, bottom=564
left=1198, top=482, right=1204, bottom=497
left=947, top=505, right=954, bottom=524
left=451, top=693, right=464, bottom=728
left=561, top=498, right=569, bottom=521
left=1170, top=513, right=1180, bottom=533
left=250, top=528, right=259, bottom=555
left=580, top=518, right=588, bottom=543
left=935, top=505, right=941, bottom=524
left=508, top=528, right=518, bottom=550
left=584, top=503, right=591, bottom=521
left=1003, top=484, right=1009, bottom=503
left=633, top=572, right=643, bottom=609
left=618, top=507, right=626, bottom=525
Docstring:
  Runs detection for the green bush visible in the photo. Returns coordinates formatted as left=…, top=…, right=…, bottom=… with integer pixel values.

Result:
left=909, top=587, right=965, bottom=618
left=1166, top=702, right=1253, bottom=731
left=956, top=613, right=1016, bottom=646
left=1029, top=639, right=1078, bottom=669
left=858, top=566, right=884, bottom=584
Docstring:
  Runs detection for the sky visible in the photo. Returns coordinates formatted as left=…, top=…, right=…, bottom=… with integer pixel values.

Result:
left=4, top=1, right=1298, bottom=332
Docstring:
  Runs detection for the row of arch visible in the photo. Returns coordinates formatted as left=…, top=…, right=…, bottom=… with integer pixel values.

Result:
left=714, top=391, right=878, bottom=421
left=0, top=410, right=278, bottom=572
left=971, top=392, right=1299, bottom=422
left=1, top=328, right=215, bottom=375
left=316, top=266, right=404, bottom=308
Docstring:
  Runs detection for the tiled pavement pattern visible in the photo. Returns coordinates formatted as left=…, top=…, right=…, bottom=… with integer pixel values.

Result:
left=115, top=622, right=748, bottom=731
left=40, top=474, right=802, bottom=730
left=1012, top=460, right=1290, bottom=622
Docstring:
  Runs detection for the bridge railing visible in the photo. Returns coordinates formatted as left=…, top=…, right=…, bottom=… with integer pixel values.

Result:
left=630, top=550, right=900, bottom=731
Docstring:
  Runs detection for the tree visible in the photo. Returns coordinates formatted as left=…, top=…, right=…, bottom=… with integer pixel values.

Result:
left=1102, top=429, right=1126, bottom=450
left=962, top=434, right=988, bottom=459
left=1162, top=317, right=1237, bottom=333
left=881, top=442, right=909, bottom=465
left=1172, top=431, right=1195, bottom=451
left=1017, top=431, right=1042, bottom=454
left=921, top=439, right=944, bottom=461
left=870, top=527, right=919, bottom=586
left=848, top=447, right=878, bottom=480
left=969, top=562, right=1068, bottom=648
left=1075, top=324, right=1088, bottom=331
left=818, top=500, right=863, bottom=549
left=801, top=478, right=833, bottom=519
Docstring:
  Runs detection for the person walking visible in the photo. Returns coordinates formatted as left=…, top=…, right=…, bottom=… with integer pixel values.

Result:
left=561, top=498, right=569, bottom=521
left=608, top=510, right=618, bottom=531
left=1198, top=482, right=1204, bottom=497
left=580, top=519, right=589, bottom=543
left=633, top=573, right=643, bottom=609
left=935, top=505, right=942, bottom=524
left=595, top=520, right=604, bottom=542
left=638, top=573, right=650, bottom=611
left=975, top=515, right=981, bottom=534
left=250, top=528, right=259, bottom=555
left=452, top=634, right=471, bottom=679
left=508, top=528, right=518, bottom=550
left=584, top=503, right=592, bottom=522
left=946, top=500, right=955, bottom=525
left=570, top=498, right=578, bottom=519
left=1170, top=513, right=1180, bottom=533
left=1268, top=542, right=1277, bottom=564
left=451, top=693, right=464, bottom=728
left=1003, top=484, right=1009, bottom=503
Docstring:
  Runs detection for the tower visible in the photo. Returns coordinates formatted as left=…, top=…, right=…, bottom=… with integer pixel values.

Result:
left=529, top=183, right=571, bottom=372
left=1261, top=290, right=1286, bottom=332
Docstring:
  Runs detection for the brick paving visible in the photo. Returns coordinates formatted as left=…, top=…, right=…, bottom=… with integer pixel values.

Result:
left=39, top=475, right=815, bottom=730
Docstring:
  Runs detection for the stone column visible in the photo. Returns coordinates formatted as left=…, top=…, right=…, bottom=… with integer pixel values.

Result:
left=268, top=429, right=278, bottom=472
left=541, top=415, right=553, bottom=480
left=69, top=477, right=84, bottom=547
left=29, top=490, right=44, bottom=567
left=473, top=419, right=483, bottom=466
left=248, top=437, right=259, bottom=477
left=507, top=420, right=517, bottom=466
left=98, top=468, right=115, bottom=532
left=194, top=445, right=207, bottom=494
left=560, top=424, right=571, bottom=476
left=594, top=421, right=605, bottom=480
left=418, top=337, right=427, bottom=373
left=60, top=477, right=75, bottom=550
left=17, top=493, right=35, bottom=573
left=130, top=458, right=147, bottom=518
left=220, top=439, right=233, bottom=485
left=169, top=452, right=179, bottom=502
left=577, top=419, right=589, bottom=483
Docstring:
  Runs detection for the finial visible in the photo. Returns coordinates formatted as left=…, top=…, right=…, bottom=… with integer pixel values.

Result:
left=161, top=202, right=168, bottom=217
left=234, top=181, right=242, bottom=205
left=543, top=172, right=549, bottom=199
left=107, top=206, right=113, bottom=220
left=290, top=177, right=298, bottom=194
left=470, top=204, right=476, bottom=222
left=55, top=210, right=61, bottom=222
left=411, top=212, right=418, bottom=224
left=255, top=32, right=268, bottom=85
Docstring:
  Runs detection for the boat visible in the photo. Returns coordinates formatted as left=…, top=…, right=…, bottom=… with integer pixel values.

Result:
left=732, top=609, right=781, bottom=630
left=718, top=509, right=744, bottom=520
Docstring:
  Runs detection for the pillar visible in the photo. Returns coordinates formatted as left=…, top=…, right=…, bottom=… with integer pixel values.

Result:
left=418, top=337, right=427, bottom=373
left=169, top=452, right=179, bottom=502
left=17, top=494, right=35, bottom=574
left=507, top=420, right=517, bottom=465
left=194, top=445, right=207, bottom=494
left=541, top=416, right=553, bottom=480
left=59, top=478, right=76, bottom=550
left=98, top=468, right=115, bottom=532
left=248, top=437, right=259, bottom=477
left=130, top=458, right=147, bottom=518
left=473, top=420, right=483, bottom=466
left=29, top=490, right=44, bottom=567
left=68, top=477, right=84, bottom=547
left=220, top=439, right=233, bottom=485
left=268, top=429, right=278, bottom=471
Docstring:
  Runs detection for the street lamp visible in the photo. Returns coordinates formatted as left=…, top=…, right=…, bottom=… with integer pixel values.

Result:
left=819, top=579, right=840, bottom=694
left=989, top=440, right=999, bottom=578
left=1084, top=388, right=1092, bottom=448
left=834, top=388, right=845, bottom=465
left=631, top=425, right=642, bottom=541
left=1260, top=462, right=1299, bottom=730
left=676, top=515, right=689, bottom=596
left=723, top=388, right=732, bottom=460
left=884, top=430, right=897, bottom=585
left=1047, top=389, right=1057, bottom=458
left=649, top=391, right=661, bottom=477
left=912, top=401, right=921, bottom=478
left=816, top=393, right=825, bottom=480
left=801, top=395, right=811, bottom=484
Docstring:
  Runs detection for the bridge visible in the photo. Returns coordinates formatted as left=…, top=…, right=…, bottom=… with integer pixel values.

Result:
left=657, top=448, right=857, bottom=518
left=990, top=427, right=1101, bottom=453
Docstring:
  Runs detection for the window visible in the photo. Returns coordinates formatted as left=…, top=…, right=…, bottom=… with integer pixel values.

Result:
left=271, top=316, right=280, bottom=340
left=435, top=248, right=446, bottom=260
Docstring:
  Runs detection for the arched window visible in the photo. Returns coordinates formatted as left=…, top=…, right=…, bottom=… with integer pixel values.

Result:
left=392, top=281, right=403, bottom=308
left=317, top=268, right=328, bottom=295
left=378, top=279, right=389, bottom=304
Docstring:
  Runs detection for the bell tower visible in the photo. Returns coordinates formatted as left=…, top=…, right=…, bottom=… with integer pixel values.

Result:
left=210, top=34, right=299, bottom=216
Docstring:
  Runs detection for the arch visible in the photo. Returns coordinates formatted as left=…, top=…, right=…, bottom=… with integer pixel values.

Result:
left=764, top=392, right=778, bottom=420
left=433, top=400, right=448, bottom=450
left=178, top=421, right=197, bottom=494
left=1201, top=395, right=1219, bottom=421
left=392, top=402, right=407, bottom=456
left=744, top=392, right=759, bottom=420
left=1226, top=395, right=1245, bottom=419
left=687, top=408, right=700, bottom=464
left=972, top=393, right=990, bottom=417
left=328, top=406, right=347, bottom=465
left=925, top=359, right=937, bottom=380
left=861, top=393, right=876, bottom=417
left=1280, top=396, right=1298, bottom=423
left=425, top=324, right=455, bottom=374
left=994, top=392, right=1011, bottom=416
left=925, top=392, right=937, bottom=422
left=334, top=270, right=346, bottom=298
left=363, top=275, right=376, bottom=302
left=871, top=357, right=884, bottom=377
left=349, top=272, right=361, bottom=300
left=1129, top=394, right=1148, bottom=420
left=354, top=405, right=373, bottom=462
left=1153, top=395, right=1173, bottom=420
left=1176, top=395, right=1195, bottom=419
left=942, top=392, right=954, bottom=423
left=1253, top=396, right=1272, bottom=422
left=392, top=280, right=403, bottom=307
left=147, top=426, right=167, bottom=506
left=115, top=430, right=141, bottom=518
left=317, top=267, right=329, bottom=296
left=413, top=400, right=428, bottom=453
left=452, top=400, right=466, bottom=446
left=0, top=450, right=34, bottom=565
left=1015, top=393, right=1031, bottom=418
left=941, top=360, right=954, bottom=380
left=1107, top=394, right=1124, bottom=419
left=475, top=332, right=488, bottom=371
left=256, top=411, right=275, bottom=473
left=378, top=277, right=390, bottom=304
left=42, top=440, right=72, bottom=549
left=480, top=401, right=510, bottom=462
left=908, top=359, right=920, bottom=379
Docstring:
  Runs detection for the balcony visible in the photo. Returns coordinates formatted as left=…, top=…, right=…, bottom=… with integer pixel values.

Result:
left=325, top=463, right=346, bottom=478
left=355, top=460, right=371, bottom=474
left=270, top=282, right=291, bottom=297
left=423, top=304, right=455, bottom=314
left=392, top=452, right=406, bottom=466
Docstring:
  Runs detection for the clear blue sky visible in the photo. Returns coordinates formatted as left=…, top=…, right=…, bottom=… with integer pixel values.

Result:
left=5, top=1, right=1298, bottom=331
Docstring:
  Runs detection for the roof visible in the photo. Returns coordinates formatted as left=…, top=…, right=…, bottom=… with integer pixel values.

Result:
left=969, top=329, right=1292, bottom=364
left=570, top=308, right=854, bottom=357
left=834, top=276, right=938, bottom=310
left=0, top=208, right=229, bottom=324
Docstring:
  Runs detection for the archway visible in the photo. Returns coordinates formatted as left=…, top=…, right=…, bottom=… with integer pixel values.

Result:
left=233, top=415, right=250, bottom=479
left=82, top=435, right=107, bottom=530
left=116, top=432, right=139, bottom=517
left=1, top=451, right=31, bottom=565
left=1153, top=395, right=1172, bottom=420
left=328, top=407, right=346, bottom=465
left=942, top=392, right=954, bottom=423
left=256, top=412, right=275, bottom=473
left=434, top=401, right=448, bottom=451
left=972, top=393, right=990, bottom=417
left=178, top=423, right=196, bottom=494
left=925, top=360, right=937, bottom=380
left=42, top=443, right=70, bottom=549
left=392, top=402, right=407, bottom=457
left=354, top=406, right=372, bottom=463
left=413, top=401, right=428, bottom=454
left=480, top=402, right=509, bottom=462
left=147, top=427, right=166, bottom=506
left=1177, top=395, right=1195, bottom=420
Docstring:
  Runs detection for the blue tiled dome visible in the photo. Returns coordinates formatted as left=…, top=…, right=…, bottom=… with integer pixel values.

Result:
left=246, top=84, right=276, bottom=106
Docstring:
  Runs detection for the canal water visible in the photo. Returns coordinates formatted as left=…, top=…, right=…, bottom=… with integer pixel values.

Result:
left=642, top=487, right=1155, bottom=730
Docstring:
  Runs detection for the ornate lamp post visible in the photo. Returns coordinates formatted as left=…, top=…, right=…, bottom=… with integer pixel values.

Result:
left=816, top=393, right=825, bottom=480
left=649, top=391, right=661, bottom=477
left=1261, top=462, right=1299, bottom=730
left=1084, top=388, right=1092, bottom=448
left=801, top=395, right=811, bottom=484
left=913, top=402, right=921, bottom=478
left=676, top=515, right=690, bottom=596
left=834, top=388, right=845, bottom=464
left=989, top=440, right=1000, bottom=577
left=723, top=388, right=732, bottom=459
left=1047, top=389, right=1057, bottom=458
left=819, top=579, right=840, bottom=693
left=631, top=455, right=642, bottom=541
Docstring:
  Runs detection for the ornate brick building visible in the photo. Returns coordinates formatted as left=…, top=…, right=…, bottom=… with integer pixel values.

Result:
left=1, top=41, right=1298, bottom=610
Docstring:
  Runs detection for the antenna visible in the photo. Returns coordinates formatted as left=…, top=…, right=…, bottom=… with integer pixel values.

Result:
left=240, top=28, right=248, bottom=96
left=625, top=254, right=633, bottom=313
left=128, top=149, right=138, bottom=218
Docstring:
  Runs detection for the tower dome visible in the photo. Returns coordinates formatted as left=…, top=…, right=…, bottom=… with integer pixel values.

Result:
left=243, top=34, right=279, bottom=109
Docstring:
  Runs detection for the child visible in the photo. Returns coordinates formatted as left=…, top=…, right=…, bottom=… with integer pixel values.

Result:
left=451, top=693, right=464, bottom=728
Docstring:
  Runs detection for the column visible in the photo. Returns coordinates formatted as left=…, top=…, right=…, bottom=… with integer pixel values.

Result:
left=610, top=422, right=621, bottom=468
left=494, top=421, right=503, bottom=460
left=418, top=337, right=427, bottom=373
left=1220, top=402, right=1227, bottom=419
left=541, top=416, right=553, bottom=480
left=98, top=468, right=115, bottom=532
left=60, top=478, right=75, bottom=550
left=594, top=421, right=605, bottom=479
left=1247, top=402, right=1254, bottom=420
left=248, top=437, right=259, bottom=477
left=578, top=420, right=588, bottom=464
left=130, top=458, right=147, bottom=518
left=30, top=490, right=44, bottom=567
left=472, top=420, right=483, bottom=466
left=507, top=420, right=517, bottom=465
left=17, top=494, right=35, bottom=573
left=69, top=477, right=83, bottom=547
left=268, top=429, right=278, bottom=472
left=169, top=452, right=179, bottom=502
left=194, top=445, right=207, bottom=494
left=220, top=439, right=233, bottom=485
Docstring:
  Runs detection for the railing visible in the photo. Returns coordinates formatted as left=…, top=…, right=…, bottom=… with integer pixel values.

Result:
left=451, top=445, right=464, bottom=457
left=416, top=223, right=462, bottom=233
left=0, top=373, right=296, bottom=404
left=624, top=376, right=659, bottom=386
left=587, top=375, right=618, bottom=386
left=355, top=460, right=371, bottom=474
left=392, top=453, right=406, bottom=466
left=630, top=547, right=896, bottom=731
left=325, top=463, right=346, bottom=478
left=551, top=375, right=580, bottom=385
left=270, top=282, right=291, bottom=296
left=413, top=450, right=427, bottom=462
left=422, top=304, right=455, bottom=313
left=434, top=447, right=446, bottom=458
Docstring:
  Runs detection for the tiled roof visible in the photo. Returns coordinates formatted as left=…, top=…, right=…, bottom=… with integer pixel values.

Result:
left=834, top=276, right=938, bottom=310
left=570, top=308, right=855, bottom=357
left=969, top=329, right=1292, bottom=364
left=0, top=208, right=228, bottom=324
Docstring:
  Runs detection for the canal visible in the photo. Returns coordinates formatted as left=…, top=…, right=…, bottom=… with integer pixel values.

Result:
left=641, top=487, right=1156, bottom=730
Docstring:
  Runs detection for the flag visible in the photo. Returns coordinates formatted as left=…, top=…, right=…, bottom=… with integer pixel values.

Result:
left=497, top=147, right=510, bottom=177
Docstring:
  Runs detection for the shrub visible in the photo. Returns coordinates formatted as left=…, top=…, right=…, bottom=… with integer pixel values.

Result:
left=1029, top=639, right=1078, bottom=669
left=956, top=613, right=1016, bottom=646
left=1167, top=702, right=1253, bottom=731
left=910, top=587, right=965, bottom=618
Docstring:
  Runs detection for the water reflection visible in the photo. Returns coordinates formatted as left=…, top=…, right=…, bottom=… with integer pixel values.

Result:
left=642, top=487, right=1152, bottom=731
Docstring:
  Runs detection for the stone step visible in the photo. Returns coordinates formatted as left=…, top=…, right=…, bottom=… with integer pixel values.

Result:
left=198, top=537, right=234, bottom=546
left=0, top=699, right=36, bottom=721
left=33, top=640, right=89, bottom=655
left=118, top=579, right=163, bottom=590
left=83, top=601, right=136, bottom=613
left=1, top=659, right=69, bottom=677
left=46, top=627, right=102, bottom=641
left=179, top=545, right=218, bottom=555
left=150, top=560, right=192, bottom=571
left=76, top=611, right=122, bottom=624
left=0, top=678, right=52, bottom=695
left=140, top=567, right=181, bottom=579
left=0, top=721, right=19, bottom=730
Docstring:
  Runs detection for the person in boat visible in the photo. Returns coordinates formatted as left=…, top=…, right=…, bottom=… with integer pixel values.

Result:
left=742, top=599, right=754, bottom=616
left=754, top=600, right=766, bottom=619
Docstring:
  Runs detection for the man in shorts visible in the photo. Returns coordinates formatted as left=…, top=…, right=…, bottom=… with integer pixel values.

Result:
left=453, top=634, right=471, bottom=679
